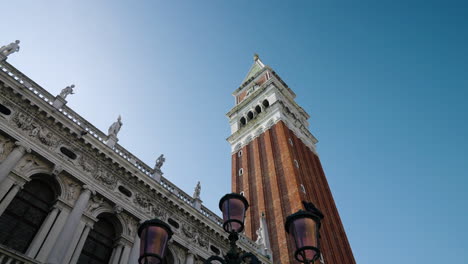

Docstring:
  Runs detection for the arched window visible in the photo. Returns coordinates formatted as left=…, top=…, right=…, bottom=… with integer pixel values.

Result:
left=255, top=105, right=262, bottom=114
left=240, top=117, right=247, bottom=126
left=78, top=214, right=119, bottom=264
left=0, top=179, right=56, bottom=253
left=0, top=104, right=11, bottom=116
left=247, top=111, right=254, bottom=120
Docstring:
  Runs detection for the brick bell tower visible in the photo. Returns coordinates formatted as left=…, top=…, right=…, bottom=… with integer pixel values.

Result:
left=226, top=55, right=356, bottom=264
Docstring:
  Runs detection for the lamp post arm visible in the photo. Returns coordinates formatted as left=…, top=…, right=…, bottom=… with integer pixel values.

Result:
left=204, top=256, right=227, bottom=264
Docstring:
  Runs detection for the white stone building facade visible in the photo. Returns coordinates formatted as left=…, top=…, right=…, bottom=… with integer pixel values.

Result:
left=0, top=55, right=270, bottom=264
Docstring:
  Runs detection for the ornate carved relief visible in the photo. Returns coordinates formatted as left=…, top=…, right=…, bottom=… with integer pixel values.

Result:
left=0, top=136, right=14, bottom=161
left=11, top=112, right=60, bottom=148
left=121, top=213, right=138, bottom=237
left=79, top=155, right=96, bottom=174
left=15, top=154, right=49, bottom=175
left=94, top=167, right=118, bottom=190
left=62, top=176, right=81, bottom=203
left=181, top=224, right=209, bottom=249
left=151, top=204, right=168, bottom=221
left=86, top=195, right=105, bottom=214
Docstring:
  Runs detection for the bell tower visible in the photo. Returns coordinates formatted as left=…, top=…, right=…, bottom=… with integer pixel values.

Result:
left=226, top=55, right=356, bottom=264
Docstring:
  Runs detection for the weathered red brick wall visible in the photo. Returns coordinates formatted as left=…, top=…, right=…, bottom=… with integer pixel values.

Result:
left=231, top=121, right=356, bottom=264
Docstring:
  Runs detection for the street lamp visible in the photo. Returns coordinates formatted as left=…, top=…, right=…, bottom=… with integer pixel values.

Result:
left=204, top=193, right=261, bottom=264
left=285, top=202, right=324, bottom=264
left=138, top=219, right=173, bottom=264
left=137, top=195, right=324, bottom=264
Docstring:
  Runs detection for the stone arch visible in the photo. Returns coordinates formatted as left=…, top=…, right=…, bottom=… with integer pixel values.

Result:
left=0, top=177, right=59, bottom=253
left=78, top=212, right=122, bottom=264
left=29, top=173, right=62, bottom=199
left=91, top=208, right=126, bottom=238
left=165, top=245, right=179, bottom=264
left=22, top=166, right=51, bottom=179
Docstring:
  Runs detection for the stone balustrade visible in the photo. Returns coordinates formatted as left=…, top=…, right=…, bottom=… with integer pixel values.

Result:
left=0, top=244, right=41, bottom=264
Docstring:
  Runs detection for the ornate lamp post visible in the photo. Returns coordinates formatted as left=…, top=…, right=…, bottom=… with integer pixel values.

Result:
left=137, top=196, right=324, bottom=264
left=285, top=202, right=324, bottom=264
left=204, top=193, right=261, bottom=264
left=138, top=219, right=173, bottom=264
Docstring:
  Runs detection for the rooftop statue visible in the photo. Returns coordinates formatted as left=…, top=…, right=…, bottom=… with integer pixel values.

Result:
left=154, top=154, right=165, bottom=170
left=108, top=115, right=123, bottom=137
left=59, top=84, right=75, bottom=99
left=0, top=40, right=20, bottom=57
left=193, top=181, right=201, bottom=199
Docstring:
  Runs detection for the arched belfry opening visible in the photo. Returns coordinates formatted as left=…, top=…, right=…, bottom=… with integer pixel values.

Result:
left=77, top=213, right=122, bottom=264
left=0, top=175, right=59, bottom=253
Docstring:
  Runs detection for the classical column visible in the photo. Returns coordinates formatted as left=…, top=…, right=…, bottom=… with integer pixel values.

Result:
left=35, top=207, right=70, bottom=261
left=186, top=251, right=195, bottom=264
left=110, top=242, right=124, bottom=264
left=128, top=233, right=140, bottom=264
left=47, top=186, right=94, bottom=264
left=62, top=220, right=87, bottom=264
left=0, top=182, right=23, bottom=215
left=119, top=244, right=132, bottom=264
left=26, top=205, right=60, bottom=258
left=69, top=223, right=93, bottom=264
left=0, top=142, right=30, bottom=183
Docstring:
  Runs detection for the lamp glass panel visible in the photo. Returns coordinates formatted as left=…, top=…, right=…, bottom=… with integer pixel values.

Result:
left=221, top=198, right=246, bottom=233
left=139, top=226, right=169, bottom=264
left=289, top=217, right=318, bottom=262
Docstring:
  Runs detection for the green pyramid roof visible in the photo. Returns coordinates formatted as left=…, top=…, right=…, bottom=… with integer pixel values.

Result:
left=240, top=54, right=265, bottom=85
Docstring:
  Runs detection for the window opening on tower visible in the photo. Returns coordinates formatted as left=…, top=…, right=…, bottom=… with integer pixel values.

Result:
left=240, top=117, right=247, bottom=126
left=247, top=111, right=254, bottom=120
left=255, top=105, right=262, bottom=114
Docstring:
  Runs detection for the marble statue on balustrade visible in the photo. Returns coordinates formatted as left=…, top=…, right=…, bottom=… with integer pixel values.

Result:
left=154, top=154, right=165, bottom=170
left=0, top=40, right=20, bottom=59
left=52, top=84, right=75, bottom=109
left=192, top=181, right=203, bottom=209
left=108, top=115, right=123, bottom=138
left=193, top=181, right=201, bottom=199
left=151, top=154, right=165, bottom=182
left=106, top=115, right=123, bottom=148
left=59, top=85, right=75, bottom=99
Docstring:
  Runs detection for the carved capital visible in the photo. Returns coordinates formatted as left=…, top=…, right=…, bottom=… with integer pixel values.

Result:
left=51, top=164, right=63, bottom=176
left=113, top=205, right=123, bottom=215
left=82, top=185, right=96, bottom=196
left=14, top=141, right=31, bottom=154
left=12, top=181, right=25, bottom=190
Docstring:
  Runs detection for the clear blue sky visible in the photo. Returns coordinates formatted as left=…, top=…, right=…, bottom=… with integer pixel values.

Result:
left=2, top=1, right=467, bottom=263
